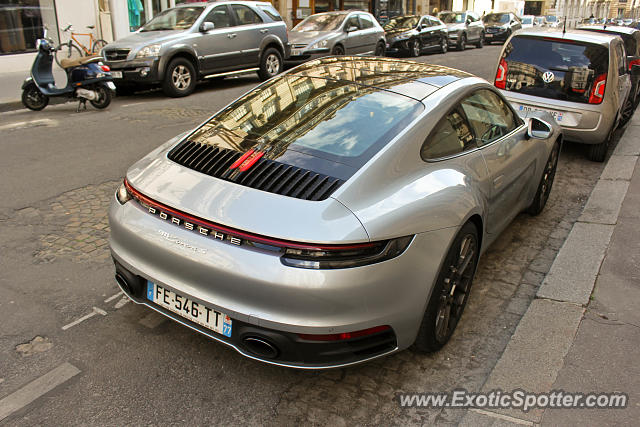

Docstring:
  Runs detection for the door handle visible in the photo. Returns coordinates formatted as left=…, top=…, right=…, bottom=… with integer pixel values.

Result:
left=227, top=33, right=237, bottom=39
left=260, top=29, right=269, bottom=34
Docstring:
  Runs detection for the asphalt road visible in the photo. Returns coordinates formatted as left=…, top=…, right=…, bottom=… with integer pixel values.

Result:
left=0, top=45, right=611, bottom=425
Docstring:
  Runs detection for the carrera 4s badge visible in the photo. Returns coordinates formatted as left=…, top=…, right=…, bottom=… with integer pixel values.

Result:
left=157, top=230, right=207, bottom=254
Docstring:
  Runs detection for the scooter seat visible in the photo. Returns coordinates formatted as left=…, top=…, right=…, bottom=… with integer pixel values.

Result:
left=59, top=55, right=102, bottom=69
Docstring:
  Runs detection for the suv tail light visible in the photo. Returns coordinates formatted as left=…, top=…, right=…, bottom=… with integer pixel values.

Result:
left=495, top=58, right=508, bottom=89
left=588, top=73, right=607, bottom=104
left=629, top=58, right=640, bottom=71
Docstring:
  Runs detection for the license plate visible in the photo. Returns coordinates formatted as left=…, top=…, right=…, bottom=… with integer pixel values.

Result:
left=147, top=281, right=232, bottom=337
left=291, top=49, right=302, bottom=56
left=485, top=33, right=493, bottom=38
left=111, top=71, right=123, bottom=78
left=106, top=81, right=116, bottom=90
left=514, top=103, right=580, bottom=126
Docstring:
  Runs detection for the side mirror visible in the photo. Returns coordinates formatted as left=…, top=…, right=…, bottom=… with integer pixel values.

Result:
left=527, top=117, right=553, bottom=139
left=200, top=21, right=214, bottom=32
left=345, top=25, right=358, bottom=32
left=420, top=24, right=427, bottom=30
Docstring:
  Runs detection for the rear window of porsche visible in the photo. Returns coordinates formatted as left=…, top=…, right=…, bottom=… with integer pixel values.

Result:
left=502, top=35, right=609, bottom=103
left=187, top=75, right=423, bottom=171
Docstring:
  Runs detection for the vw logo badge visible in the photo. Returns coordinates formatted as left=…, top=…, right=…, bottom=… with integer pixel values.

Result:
left=542, top=71, right=555, bottom=83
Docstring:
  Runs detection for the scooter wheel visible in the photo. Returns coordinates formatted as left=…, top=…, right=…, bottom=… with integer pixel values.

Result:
left=90, top=85, right=112, bottom=109
left=22, top=84, right=49, bottom=111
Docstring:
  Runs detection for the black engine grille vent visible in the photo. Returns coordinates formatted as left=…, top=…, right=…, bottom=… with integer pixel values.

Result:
left=167, top=140, right=344, bottom=201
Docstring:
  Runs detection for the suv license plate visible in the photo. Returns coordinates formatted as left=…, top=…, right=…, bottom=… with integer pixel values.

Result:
left=147, top=281, right=232, bottom=337
left=111, top=71, right=123, bottom=78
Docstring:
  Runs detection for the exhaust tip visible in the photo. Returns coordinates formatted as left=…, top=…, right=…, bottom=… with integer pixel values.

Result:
left=242, top=336, right=279, bottom=359
left=114, top=273, right=130, bottom=294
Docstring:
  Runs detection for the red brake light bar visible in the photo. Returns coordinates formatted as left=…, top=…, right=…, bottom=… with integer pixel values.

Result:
left=123, top=179, right=377, bottom=252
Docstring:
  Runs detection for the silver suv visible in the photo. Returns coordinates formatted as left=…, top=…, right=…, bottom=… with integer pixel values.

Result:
left=103, top=1, right=289, bottom=97
left=495, top=30, right=634, bottom=162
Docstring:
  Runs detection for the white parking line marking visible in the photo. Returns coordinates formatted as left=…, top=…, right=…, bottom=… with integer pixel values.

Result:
left=104, top=292, right=122, bottom=303
left=122, top=102, right=143, bottom=107
left=114, top=297, right=129, bottom=309
left=0, top=362, right=80, bottom=421
left=61, top=307, right=107, bottom=331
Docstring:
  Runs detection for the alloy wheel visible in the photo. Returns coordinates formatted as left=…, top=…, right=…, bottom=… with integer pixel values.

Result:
left=412, top=40, right=421, bottom=57
left=539, top=145, right=559, bottom=207
left=265, top=53, right=280, bottom=76
left=172, top=65, right=192, bottom=90
left=434, top=233, right=477, bottom=342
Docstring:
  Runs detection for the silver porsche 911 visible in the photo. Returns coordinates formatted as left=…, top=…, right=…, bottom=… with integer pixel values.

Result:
left=109, top=56, right=561, bottom=369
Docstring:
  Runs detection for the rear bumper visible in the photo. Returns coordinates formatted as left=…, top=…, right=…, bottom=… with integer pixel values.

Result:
left=108, top=195, right=456, bottom=368
left=502, top=92, right=615, bottom=145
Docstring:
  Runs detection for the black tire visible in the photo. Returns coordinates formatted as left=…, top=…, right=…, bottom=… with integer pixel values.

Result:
left=162, top=57, right=197, bottom=97
left=526, top=142, right=560, bottom=215
left=257, top=47, right=283, bottom=81
left=332, top=44, right=345, bottom=55
left=89, top=84, right=112, bottom=109
left=409, top=39, right=421, bottom=57
left=440, top=36, right=448, bottom=53
left=476, top=32, right=484, bottom=48
left=587, top=129, right=612, bottom=162
left=375, top=41, right=386, bottom=57
left=457, top=33, right=466, bottom=51
left=21, top=84, right=49, bottom=111
left=619, top=97, right=634, bottom=127
left=91, top=39, right=108, bottom=54
left=413, top=222, right=480, bottom=352
left=54, top=42, right=82, bottom=67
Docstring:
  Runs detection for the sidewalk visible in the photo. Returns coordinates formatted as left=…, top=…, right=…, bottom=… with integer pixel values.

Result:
left=461, top=115, right=640, bottom=425
left=0, top=68, right=68, bottom=113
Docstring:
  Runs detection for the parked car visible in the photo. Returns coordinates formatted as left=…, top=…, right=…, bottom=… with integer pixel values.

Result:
left=521, top=15, right=535, bottom=29
left=287, top=11, right=385, bottom=64
left=384, top=14, right=448, bottom=56
left=438, top=10, right=485, bottom=50
left=102, top=1, right=289, bottom=97
left=545, top=15, right=561, bottom=28
left=482, top=12, right=521, bottom=44
left=109, top=56, right=561, bottom=368
left=577, top=25, right=640, bottom=113
left=534, top=16, right=547, bottom=27
left=495, top=29, right=635, bottom=161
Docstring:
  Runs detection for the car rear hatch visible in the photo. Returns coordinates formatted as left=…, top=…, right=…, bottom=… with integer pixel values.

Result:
left=125, top=71, right=425, bottom=243
left=498, top=35, right=609, bottom=105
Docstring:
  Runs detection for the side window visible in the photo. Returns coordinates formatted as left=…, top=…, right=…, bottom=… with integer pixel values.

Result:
left=429, top=18, right=441, bottom=26
left=421, top=108, right=476, bottom=159
left=460, top=89, right=519, bottom=146
left=204, top=6, right=232, bottom=29
left=231, top=4, right=263, bottom=25
left=345, top=15, right=361, bottom=30
left=359, top=14, right=375, bottom=29
left=259, top=5, right=283, bottom=21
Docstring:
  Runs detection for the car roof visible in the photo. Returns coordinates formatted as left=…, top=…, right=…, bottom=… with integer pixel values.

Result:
left=577, top=25, right=639, bottom=35
left=287, top=57, right=473, bottom=101
left=513, top=28, right=621, bottom=45
left=175, top=1, right=272, bottom=6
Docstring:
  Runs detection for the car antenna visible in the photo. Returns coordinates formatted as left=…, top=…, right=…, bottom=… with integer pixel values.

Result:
left=562, top=16, right=567, bottom=35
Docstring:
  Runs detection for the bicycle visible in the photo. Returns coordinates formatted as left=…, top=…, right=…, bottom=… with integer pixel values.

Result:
left=54, top=24, right=108, bottom=67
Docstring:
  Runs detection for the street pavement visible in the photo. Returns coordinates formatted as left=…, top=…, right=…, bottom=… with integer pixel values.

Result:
left=0, top=45, right=637, bottom=425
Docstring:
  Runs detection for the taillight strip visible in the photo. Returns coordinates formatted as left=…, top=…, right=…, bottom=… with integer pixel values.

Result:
left=123, top=179, right=376, bottom=251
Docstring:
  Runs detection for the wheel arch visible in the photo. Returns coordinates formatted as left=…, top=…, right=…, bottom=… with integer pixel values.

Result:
left=259, top=36, right=285, bottom=61
left=159, top=49, right=199, bottom=79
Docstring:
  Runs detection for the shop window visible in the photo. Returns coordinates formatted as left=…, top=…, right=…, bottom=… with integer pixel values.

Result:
left=0, top=0, right=59, bottom=55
